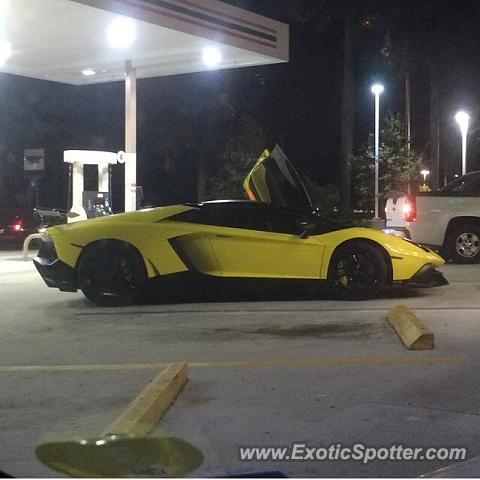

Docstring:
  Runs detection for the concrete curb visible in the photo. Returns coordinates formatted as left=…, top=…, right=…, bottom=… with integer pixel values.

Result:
left=387, top=305, right=434, bottom=350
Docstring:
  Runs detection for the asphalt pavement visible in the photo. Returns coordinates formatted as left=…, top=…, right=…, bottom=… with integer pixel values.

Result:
left=0, top=250, right=479, bottom=477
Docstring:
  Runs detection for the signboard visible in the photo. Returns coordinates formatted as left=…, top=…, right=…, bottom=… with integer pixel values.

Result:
left=24, top=148, right=45, bottom=172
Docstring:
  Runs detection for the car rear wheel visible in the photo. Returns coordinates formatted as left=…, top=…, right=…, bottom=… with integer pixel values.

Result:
left=327, top=241, right=388, bottom=300
left=77, top=241, right=147, bottom=307
left=445, top=223, right=480, bottom=264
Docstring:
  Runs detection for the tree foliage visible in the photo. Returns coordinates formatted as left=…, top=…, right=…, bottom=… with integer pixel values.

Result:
left=206, top=119, right=269, bottom=200
left=352, top=112, right=422, bottom=210
left=302, top=178, right=339, bottom=217
left=205, top=120, right=341, bottom=218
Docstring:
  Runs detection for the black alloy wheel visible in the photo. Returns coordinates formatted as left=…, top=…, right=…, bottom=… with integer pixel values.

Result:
left=77, top=241, right=147, bottom=307
left=327, top=241, right=388, bottom=300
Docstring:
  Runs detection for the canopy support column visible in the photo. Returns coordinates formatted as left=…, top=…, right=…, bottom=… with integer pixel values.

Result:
left=125, top=60, right=137, bottom=212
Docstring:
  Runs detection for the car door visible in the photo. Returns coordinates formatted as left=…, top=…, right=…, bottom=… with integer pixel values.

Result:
left=207, top=203, right=324, bottom=279
left=243, top=144, right=312, bottom=210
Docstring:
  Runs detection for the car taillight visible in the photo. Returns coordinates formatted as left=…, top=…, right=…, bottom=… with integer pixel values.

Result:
left=402, top=196, right=416, bottom=222
left=12, top=221, right=24, bottom=232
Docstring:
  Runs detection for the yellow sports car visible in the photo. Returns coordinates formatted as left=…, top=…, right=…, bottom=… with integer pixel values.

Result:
left=34, top=146, right=447, bottom=306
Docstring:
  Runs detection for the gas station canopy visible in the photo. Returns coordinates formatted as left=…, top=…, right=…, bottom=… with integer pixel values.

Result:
left=1, top=0, right=289, bottom=215
left=2, top=0, right=289, bottom=84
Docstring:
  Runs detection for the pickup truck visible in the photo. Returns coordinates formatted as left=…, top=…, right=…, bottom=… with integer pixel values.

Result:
left=385, top=171, right=480, bottom=263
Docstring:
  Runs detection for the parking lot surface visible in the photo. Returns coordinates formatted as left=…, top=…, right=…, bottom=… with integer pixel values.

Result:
left=1, top=250, right=480, bottom=477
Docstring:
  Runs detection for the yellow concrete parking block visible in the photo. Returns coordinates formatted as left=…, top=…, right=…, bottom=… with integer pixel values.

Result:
left=387, top=305, right=434, bottom=350
left=102, top=362, right=188, bottom=438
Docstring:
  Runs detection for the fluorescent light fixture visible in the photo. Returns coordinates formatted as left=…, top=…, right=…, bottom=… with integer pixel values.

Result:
left=202, top=46, right=222, bottom=68
left=0, top=39, right=11, bottom=67
left=371, top=83, right=384, bottom=95
left=107, top=17, right=136, bottom=49
left=82, top=68, right=96, bottom=77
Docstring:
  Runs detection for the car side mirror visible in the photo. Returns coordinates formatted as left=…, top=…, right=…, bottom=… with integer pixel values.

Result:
left=297, top=219, right=315, bottom=239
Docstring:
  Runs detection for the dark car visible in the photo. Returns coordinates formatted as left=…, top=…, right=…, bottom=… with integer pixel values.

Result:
left=0, top=208, right=29, bottom=247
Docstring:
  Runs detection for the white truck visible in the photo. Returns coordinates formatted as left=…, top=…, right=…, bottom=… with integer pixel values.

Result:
left=385, top=171, right=480, bottom=263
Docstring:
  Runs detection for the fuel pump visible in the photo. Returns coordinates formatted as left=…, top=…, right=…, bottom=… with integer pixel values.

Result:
left=64, top=150, right=137, bottom=223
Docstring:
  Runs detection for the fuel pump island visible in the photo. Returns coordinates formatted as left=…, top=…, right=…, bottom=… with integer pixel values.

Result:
left=64, top=150, right=138, bottom=222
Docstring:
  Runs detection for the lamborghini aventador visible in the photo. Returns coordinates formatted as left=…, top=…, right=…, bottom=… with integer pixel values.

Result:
left=34, top=146, right=448, bottom=306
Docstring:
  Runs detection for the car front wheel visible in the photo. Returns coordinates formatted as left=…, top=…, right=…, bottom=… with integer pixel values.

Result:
left=77, top=241, right=147, bottom=307
left=327, top=241, right=388, bottom=300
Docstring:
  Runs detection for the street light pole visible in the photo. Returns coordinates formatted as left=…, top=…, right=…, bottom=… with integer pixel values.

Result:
left=371, top=84, right=384, bottom=219
left=455, top=111, right=470, bottom=176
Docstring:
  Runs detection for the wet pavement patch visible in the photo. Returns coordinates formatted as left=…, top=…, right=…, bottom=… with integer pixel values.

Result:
left=252, top=322, right=384, bottom=339
left=209, top=322, right=385, bottom=339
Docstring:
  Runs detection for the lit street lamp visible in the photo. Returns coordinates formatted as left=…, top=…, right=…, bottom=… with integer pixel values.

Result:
left=371, top=83, right=384, bottom=219
left=420, top=169, right=430, bottom=185
left=455, top=111, right=470, bottom=176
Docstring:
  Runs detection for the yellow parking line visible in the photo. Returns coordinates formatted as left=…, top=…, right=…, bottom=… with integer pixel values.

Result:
left=194, top=355, right=462, bottom=368
left=0, top=355, right=463, bottom=373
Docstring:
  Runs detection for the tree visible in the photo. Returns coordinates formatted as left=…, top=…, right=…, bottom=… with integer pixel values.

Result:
left=206, top=119, right=269, bottom=200
left=379, top=1, right=466, bottom=189
left=284, top=0, right=360, bottom=215
left=302, top=178, right=340, bottom=217
left=339, top=10, right=355, bottom=217
left=352, top=112, right=422, bottom=211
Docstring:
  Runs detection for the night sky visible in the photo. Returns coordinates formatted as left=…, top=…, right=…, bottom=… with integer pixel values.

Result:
left=2, top=0, right=480, bottom=211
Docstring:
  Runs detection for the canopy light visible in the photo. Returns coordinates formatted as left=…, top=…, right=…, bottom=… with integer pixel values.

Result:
left=202, top=46, right=222, bottom=68
left=371, top=83, right=384, bottom=95
left=81, top=69, right=96, bottom=77
left=107, top=18, right=136, bottom=49
left=0, top=39, right=11, bottom=67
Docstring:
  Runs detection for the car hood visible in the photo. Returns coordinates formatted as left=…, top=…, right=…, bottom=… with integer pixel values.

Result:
left=243, top=145, right=312, bottom=210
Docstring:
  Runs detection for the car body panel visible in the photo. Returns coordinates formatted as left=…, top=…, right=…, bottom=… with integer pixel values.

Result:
left=170, top=233, right=221, bottom=275
left=205, top=226, right=324, bottom=278
left=46, top=205, right=193, bottom=277
left=316, top=227, right=444, bottom=281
